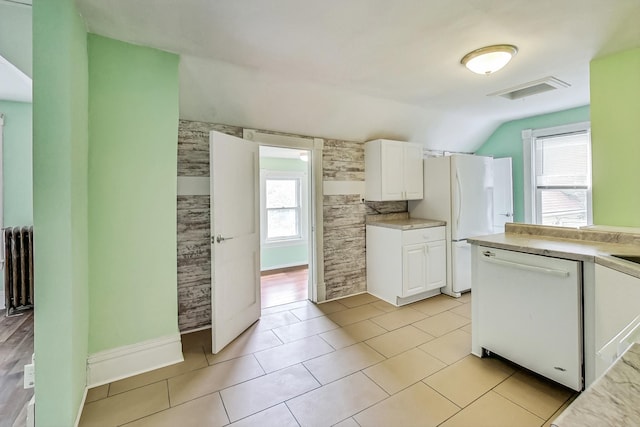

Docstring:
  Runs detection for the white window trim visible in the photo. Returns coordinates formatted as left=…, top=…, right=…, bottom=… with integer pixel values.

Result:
left=522, top=121, right=592, bottom=225
left=260, top=170, right=309, bottom=248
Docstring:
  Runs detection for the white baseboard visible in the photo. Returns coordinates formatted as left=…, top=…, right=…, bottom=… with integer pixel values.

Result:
left=73, top=387, right=88, bottom=427
left=86, top=334, right=183, bottom=388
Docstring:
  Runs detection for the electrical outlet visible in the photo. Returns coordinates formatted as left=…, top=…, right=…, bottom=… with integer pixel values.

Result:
left=24, top=363, right=35, bottom=389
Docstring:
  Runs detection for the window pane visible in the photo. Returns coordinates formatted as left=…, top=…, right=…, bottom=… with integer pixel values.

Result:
left=539, top=189, right=588, bottom=227
left=266, top=179, right=298, bottom=208
left=267, top=209, right=299, bottom=239
left=535, top=133, right=589, bottom=187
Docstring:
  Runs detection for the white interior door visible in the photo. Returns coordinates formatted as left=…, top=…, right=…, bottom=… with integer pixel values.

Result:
left=210, top=131, right=260, bottom=353
left=493, top=157, right=514, bottom=233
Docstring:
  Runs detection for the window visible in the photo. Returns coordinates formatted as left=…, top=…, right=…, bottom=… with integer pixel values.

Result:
left=523, top=122, right=592, bottom=227
left=260, top=171, right=307, bottom=245
left=266, top=178, right=301, bottom=240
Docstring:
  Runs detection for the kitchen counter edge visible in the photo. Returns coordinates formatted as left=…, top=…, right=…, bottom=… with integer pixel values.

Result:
left=550, top=343, right=640, bottom=427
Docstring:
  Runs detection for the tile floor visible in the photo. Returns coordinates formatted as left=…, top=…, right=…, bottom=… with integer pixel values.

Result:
left=79, top=293, right=576, bottom=427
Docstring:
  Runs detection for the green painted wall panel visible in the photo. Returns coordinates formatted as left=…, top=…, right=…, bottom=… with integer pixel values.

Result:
left=0, top=100, right=32, bottom=226
left=87, top=34, right=179, bottom=352
left=33, top=0, right=89, bottom=424
left=590, top=48, right=640, bottom=227
left=475, top=105, right=590, bottom=222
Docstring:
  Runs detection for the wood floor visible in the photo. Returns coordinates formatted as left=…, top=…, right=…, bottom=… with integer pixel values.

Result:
left=0, top=309, right=33, bottom=427
left=261, top=266, right=308, bottom=308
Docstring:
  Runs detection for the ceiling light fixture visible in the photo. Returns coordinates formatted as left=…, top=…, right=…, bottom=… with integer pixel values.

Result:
left=461, top=44, right=518, bottom=75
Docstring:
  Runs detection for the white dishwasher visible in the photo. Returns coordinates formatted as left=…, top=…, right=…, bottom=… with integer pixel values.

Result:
left=473, top=246, right=583, bottom=391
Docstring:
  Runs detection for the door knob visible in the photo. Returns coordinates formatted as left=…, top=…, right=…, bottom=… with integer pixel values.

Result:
left=214, top=234, right=233, bottom=243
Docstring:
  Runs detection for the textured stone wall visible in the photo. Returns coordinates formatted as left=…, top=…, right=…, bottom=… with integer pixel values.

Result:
left=176, top=119, right=407, bottom=330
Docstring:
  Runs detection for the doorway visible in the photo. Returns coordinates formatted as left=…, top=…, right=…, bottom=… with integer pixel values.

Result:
left=259, top=146, right=311, bottom=308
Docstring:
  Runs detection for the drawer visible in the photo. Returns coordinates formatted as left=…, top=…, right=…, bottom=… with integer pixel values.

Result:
left=402, top=227, right=445, bottom=245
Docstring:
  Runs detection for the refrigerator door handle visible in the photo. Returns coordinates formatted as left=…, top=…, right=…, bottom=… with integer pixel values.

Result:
left=455, top=172, right=462, bottom=231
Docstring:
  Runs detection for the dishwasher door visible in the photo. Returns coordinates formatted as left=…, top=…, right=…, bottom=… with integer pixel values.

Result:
left=476, top=246, right=583, bottom=390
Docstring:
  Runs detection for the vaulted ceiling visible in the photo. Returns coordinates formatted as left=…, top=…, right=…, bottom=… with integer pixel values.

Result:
left=78, top=0, right=640, bottom=152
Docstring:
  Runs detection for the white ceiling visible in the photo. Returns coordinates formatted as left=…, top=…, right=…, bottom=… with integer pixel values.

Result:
left=0, top=0, right=32, bottom=103
left=77, top=0, right=640, bottom=152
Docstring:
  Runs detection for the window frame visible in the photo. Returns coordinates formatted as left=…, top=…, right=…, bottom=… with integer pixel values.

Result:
left=260, top=170, right=308, bottom=247
left=522, top=121, right=592, bottom=226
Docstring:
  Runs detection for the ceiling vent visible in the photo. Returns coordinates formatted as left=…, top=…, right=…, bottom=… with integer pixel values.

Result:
left=488, top=76, right=570, bottom=100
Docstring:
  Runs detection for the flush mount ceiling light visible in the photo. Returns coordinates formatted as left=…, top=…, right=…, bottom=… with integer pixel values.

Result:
left=461, top=44, right=518, bottom=75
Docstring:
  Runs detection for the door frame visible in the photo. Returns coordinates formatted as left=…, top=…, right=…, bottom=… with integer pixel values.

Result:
left=244, top=129, right=324, bottom=302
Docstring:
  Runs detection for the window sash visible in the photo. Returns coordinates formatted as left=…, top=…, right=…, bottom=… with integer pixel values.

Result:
left=522, top=122, right=592, bottom=226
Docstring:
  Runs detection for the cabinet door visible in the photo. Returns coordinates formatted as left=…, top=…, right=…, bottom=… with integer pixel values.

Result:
left=402, top=243, right=428, bottom=296
left=403, top=143, right=424, bottom=200
left=425, top=240, right=446, bottom=290
left=380, top=141, right=405, bottom=200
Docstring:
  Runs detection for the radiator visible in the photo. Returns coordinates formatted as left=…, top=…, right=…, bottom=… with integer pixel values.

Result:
left=3, top=226, right=34, bottom=314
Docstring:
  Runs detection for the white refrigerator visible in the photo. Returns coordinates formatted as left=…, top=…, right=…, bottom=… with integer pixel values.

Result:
left=408, top=154, right=494, bottom=295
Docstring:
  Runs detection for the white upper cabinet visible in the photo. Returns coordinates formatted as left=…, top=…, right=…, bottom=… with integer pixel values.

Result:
left=365, top=139, right=424, bottom=201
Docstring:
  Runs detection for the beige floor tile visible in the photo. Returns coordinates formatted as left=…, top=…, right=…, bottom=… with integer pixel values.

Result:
left=319, top=319, right=387, bottom=349
left=206, top=325, right=282, bottom=365
left=168, top=354, right=264, bottom=406
left=272, top=315, right=339, bottom=343
left=229, top=403, right=299, bottom=427
left=254, top=335, right=334, bottom=373
left=460, top=323, right=472, bottom=333
left=255, top=310, right=301, bottom=330
left=338, top=293, right=380, bottom=308
left=85, top=384, right=109, bottom=403
left=457, top=292, right=471, bottom=303
left=354, top=382, right=460, bottom=427
left=221, top=364, right=319, bottom=422
left=304, top=342, right=384, bottom=384
left=261, top=299, right=310, bottom=316
left=424, top=355, right=516, bottom=407
left=413, top=311, right=470, bottom=337
left=180, top=328, right=212, bottom=352
left=369, top=307, right=427, bottom=330
left=327, top=304, right=386, bottom=326
left=440, top=391, right=544, bottom=427
left=110, top=347, right=208, bottom=395
left=79, top=382, right=169, bottom=427
left=418, top=329, right=471, bottom=365
left=365, top=325, right=434, bottom=358
left=449, top=302, right=471, bottom=319
left=287, top=372, right=388, bottom=426
left=333, top=418, right=360, bottom=427
left=543, top=394, right=578, bottom=427
left=363, top=348, right=446, bottom=394
left=494, top=371, right=573, bottom=419
left=410, top=294, right=463, bottom=316
left=122, top=392, right=228, bottom=427
left=290, top=300, right=347, bottom=321
left=370, top=300, right=401, bottom=312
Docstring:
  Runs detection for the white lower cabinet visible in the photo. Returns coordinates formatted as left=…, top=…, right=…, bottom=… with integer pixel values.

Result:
left=367, top=225, right=446, bottom=306
left=594, top=264, right=640, bottom=378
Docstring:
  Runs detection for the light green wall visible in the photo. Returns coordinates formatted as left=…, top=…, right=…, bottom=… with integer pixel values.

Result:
left=590, top=48, right=640, bottom=227
left=260, top=157, right=309, bottom=270
left=33, top=0, right=89, bottom=424
left=1, top=100, right=33, bottom=226
left=88, top=34, right=179, bottom=352
left=475, top=105, right=590, bottom=222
